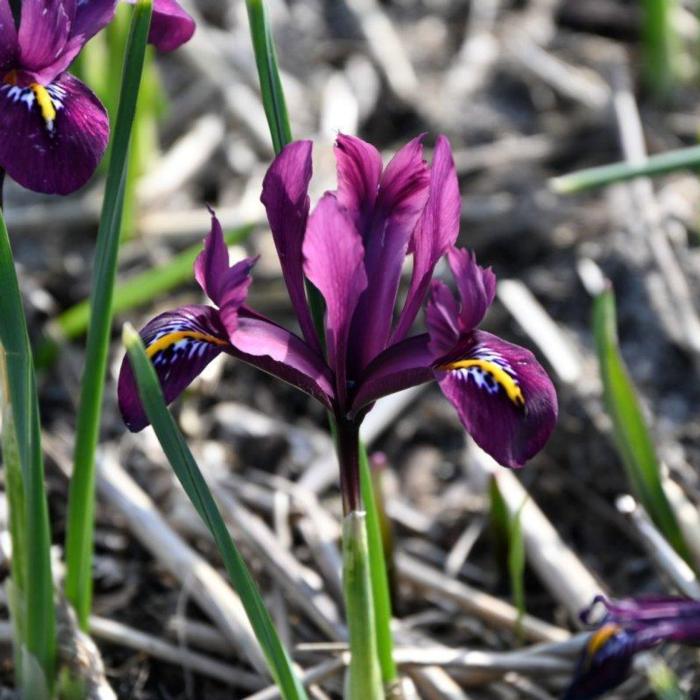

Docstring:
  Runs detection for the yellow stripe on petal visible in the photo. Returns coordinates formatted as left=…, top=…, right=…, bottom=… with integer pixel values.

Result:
left=586, top=623, right=622, bottom=661
left=441, top=357, right=525, bottom=407
left=146, top=330, right=228, bottom=358
left=30, top=83, right=57, bottom=130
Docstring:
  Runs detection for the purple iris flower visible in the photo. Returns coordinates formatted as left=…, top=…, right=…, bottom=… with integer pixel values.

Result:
left=0, top=0, right=194, bottom=195
left=118, top=135, right=557, bottom=510
left=565, top=595, right=700, bottom=699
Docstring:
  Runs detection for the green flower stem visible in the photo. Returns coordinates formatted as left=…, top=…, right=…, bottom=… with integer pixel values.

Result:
left=342, top=510, right=384, bottom=700
left=64, top=0, right=153, bottom=630
left=0, top=210, right=55, bottom=694
left=550, top=144, right=700, bottom=194
left=359, top=445, right=399, bottom=690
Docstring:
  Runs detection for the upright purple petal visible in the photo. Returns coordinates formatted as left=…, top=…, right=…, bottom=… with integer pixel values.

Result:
left=0, top=0, right=18, bottom=71
left=435, top=331, right=557, bottom=468
left=217, top=256, right=256, bottom=337
left=350, top=334, right=434, bottom=414
left=46, top=0, right=119, bottom=79
left=393, top=136, right=460, bottom=342
left=260, top=140, right=320, bottom=352
left=193, top=210, right=256, bottom=330
left=231, top=312, right=335, bottom=409
left=349, top=135, right=431, bottom=370
left=448, top=246, right=496, bottom=332
left=303, top=193, right=367, bottom=402
left=425, top=279, right=461, bottom=357
left=18, top=0, right=74, bottom=72
left=0, top=72, right=108, bottom=194
left=148, top=0, right=195, bottom=51
left=335, top=133, right=382, bottom=233
left=194, top=212, right=231, bottom=304
left=118, top=305, right=229, bottom=432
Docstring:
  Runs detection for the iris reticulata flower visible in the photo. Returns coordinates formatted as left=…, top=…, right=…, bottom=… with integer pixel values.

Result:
left=0, top=0, right=194, bottom=195
left=118, top=135, right=557, bottom=510
left=565, top=595, right=700, bottom=699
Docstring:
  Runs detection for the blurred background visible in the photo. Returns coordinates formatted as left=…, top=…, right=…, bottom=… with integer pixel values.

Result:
left=3, top=0, right=700, bottom=697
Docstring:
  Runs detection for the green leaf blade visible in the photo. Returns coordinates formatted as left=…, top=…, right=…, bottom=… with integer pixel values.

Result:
left=593, top=286, right=691, bottom=561
left=122, top=324, right=309, bottom=700
left=65, top=0, right=154, bottom=630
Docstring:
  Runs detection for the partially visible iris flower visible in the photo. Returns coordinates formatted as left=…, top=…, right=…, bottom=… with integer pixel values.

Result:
left=0, top=0, right=194, bottom=195
left=565, top=595, right=700, bottom=699
left=118, top=135, right=557, bottom=511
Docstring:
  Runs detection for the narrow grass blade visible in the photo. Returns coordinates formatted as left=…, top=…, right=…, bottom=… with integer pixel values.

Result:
left=65, top=0, right=154, bottom=630
left=342, top=511, right=384, bottom=700
left=0, top=211, right=55, bottom=692
left=53, top=225, right=254, bottom=342
left=245, top=0, right=292, bottom=154
left=642, top=0, right=677, bottom=98
left=359, top=445, right=399, bottom=691
left=122, top=324, right=309, bottom=700
left=550, top=144, right=700, bottom=194
left=647, top=658, right=688, bottom=700
left=489, top=477, right=526, bottom=642
left=593, top=286, right=691, bottom=561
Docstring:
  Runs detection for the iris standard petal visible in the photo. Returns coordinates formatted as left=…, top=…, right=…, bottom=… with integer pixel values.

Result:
left=0, top=0, right=18, bottom=71
left=231, top=313, right=335, bottom=409
left=18, top=0, right=74, bottom=72
left=448, top=246, right=496, bottom=333
left=303, top=193, right=368, bottom=401
left=260, top=140, right=319, bottom=351
left=194, top=211, right=232, bottom=304
left=118, top=305, right=230, bottom=432
left=393, top=135, right=460, bottom=343
left=335, top=133, right=382, bottom=233
left=350, top=135, right=431, bottom=370
left=350, top=334, right=434, bottom=414
left=193, top=209, right=256, bottom=329
left=425, top=279, right=461, bottom=357
left=435, top=330, right=557, bottom=468
left=0, top=72, right=109, bottom=194
left=147, top=0, right=195, bottom=51
left=46, top=0, right=119, bottom=79
left=593, top=595, right=700, bottom=626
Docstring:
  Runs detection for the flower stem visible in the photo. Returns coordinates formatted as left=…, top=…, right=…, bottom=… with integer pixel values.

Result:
left=342, top=511, right=384, bottom=700
left=335, top=419, right=361, bottom=515
left=359, top=445, right=400, bottom=690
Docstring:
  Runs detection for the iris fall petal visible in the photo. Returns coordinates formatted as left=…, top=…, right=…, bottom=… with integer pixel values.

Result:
left=0, top=72, right=108, bottom=194
left=118, top=305, right=230, bottom=432
left=434, top=331, right=557, bottom=468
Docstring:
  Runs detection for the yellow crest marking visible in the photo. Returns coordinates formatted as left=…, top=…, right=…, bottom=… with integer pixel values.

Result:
left=586, top=623, right=621, bottom=659
left=146, top=331, right=227, bottom=359
left=441, top=358, right=525, bottom=407
left=30, top=83, right=57, bottom=127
